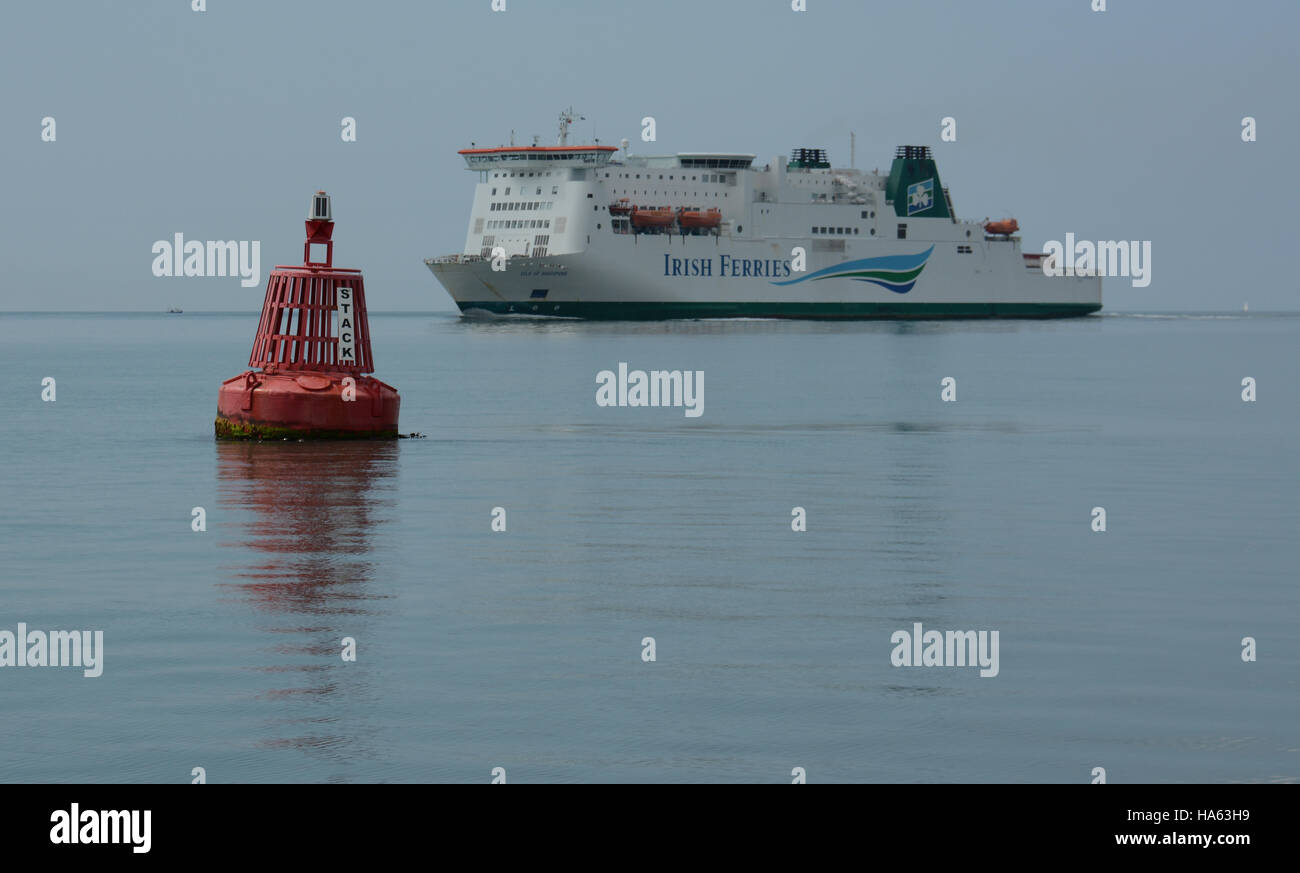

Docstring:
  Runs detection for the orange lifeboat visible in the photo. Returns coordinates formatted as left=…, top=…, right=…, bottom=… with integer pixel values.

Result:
left=608, top=198, right=631, bottom=216
left=630, top=206, right=675, bottom=229
left=677, top=207, right=722, bottom=230
left=983, top=218, right=1019, bottom=236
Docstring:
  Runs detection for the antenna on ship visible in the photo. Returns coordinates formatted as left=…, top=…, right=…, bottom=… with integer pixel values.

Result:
left=557, top=106, right=584, bottom=146
left=850, top=131, right=855, bottom=169
left=620, top=137, right=630, bottom=157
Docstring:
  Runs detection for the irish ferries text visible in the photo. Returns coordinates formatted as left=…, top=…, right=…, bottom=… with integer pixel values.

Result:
left=664, top=255, right=792, bottom=278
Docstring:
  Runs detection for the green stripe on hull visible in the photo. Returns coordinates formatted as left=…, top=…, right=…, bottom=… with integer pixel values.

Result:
left=830, top=265, right=926, bottom=283
left=458, top=301, right=1102, bottom=320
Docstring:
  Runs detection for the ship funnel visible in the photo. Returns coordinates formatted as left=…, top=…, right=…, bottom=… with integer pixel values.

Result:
left=886, top=145, right=950, bottom=219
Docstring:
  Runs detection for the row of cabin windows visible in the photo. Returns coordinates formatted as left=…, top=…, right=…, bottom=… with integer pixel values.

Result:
left=602, top=172, right=730, bottom=183
left=487, top=219, right=552, bottom=230
left=812, top=227, right=861, bottom=236
left=492, top=186, right=560, bottom=196
left=611, top=190, right=727, bottom=198
left=491, top=201, right=554, bottom=212
left=679, top=159, right=750, bottom=169
left=492, top=171, right=557, bottom=178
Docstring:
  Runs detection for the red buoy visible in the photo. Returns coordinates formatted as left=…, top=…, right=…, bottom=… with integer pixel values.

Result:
left=215, top=192, right=400, bottom=439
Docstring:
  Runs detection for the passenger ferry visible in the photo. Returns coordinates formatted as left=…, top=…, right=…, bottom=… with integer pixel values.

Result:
left=425, top=109, right=1101, bottom=319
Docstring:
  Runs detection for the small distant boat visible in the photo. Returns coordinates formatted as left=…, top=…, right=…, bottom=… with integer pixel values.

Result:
left=678, top=207, right=722, bottom=230
left=629, top=206, right=675, bottom=229
left=167, top=307, right=183, bottom=314
left=983, top=218, right=1019, bottom=236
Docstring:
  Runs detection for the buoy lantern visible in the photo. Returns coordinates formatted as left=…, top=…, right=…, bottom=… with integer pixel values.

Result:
left=215, top=191, right=400, bottom=439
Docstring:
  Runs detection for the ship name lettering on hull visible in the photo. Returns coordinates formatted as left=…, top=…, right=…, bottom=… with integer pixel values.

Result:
left=663, top=255, right=792, bottom=279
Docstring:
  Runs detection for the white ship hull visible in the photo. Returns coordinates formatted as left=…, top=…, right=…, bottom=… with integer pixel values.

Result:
left=428, top=233, right=1100, bottom=319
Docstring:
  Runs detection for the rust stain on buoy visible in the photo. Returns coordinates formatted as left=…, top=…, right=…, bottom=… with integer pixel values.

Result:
left=216, top=191, right=400, bottom=440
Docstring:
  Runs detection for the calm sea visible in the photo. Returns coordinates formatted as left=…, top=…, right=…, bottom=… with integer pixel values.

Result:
left=1, top=311, right=1296, bottom=783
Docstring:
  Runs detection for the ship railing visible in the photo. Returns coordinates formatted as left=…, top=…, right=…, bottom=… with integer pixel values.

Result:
left=425, top=254, right=486, bottom=265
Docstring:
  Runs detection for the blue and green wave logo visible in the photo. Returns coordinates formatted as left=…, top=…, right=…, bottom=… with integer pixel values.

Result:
left=771, top=245, right=934, bottom=294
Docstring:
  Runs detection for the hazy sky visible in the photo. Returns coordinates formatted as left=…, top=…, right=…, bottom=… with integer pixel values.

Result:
left=3, top=0, right=1295, bottom=312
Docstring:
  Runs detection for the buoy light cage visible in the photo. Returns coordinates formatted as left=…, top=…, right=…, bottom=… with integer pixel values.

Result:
left=310, top=191, right=331, bottom=221
left=304, top=190, right=336, bottom=266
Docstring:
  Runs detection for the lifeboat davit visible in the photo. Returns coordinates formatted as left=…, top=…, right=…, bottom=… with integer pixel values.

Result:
left=677, top=207, right=722, bottom=230
left=983, top=218, right=1019, bottom=236
left=608, top=198, right=631, bottom=216
left=630, top=206, right=675, bottom=228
